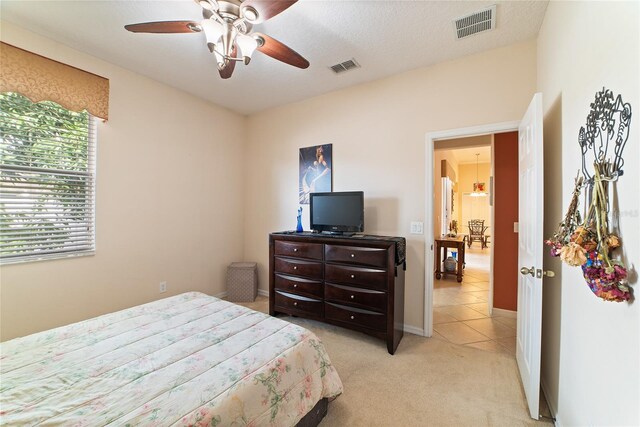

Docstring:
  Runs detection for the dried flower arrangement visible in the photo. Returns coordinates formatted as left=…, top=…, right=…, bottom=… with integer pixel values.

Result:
left=546, top=88, right=633, bottom=302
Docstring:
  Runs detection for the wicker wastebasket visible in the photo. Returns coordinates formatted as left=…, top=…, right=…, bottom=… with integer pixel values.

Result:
left=226, top=262, right=258, bottom=302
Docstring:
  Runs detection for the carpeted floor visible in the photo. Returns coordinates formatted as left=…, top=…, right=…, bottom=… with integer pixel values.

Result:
left=237, top=296, right=552, bottom=426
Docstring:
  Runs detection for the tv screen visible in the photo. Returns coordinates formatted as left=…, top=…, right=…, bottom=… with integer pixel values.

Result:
left=310, top=191, right=364, bottom=234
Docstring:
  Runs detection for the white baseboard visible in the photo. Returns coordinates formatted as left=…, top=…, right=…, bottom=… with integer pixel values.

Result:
left=214, top=291, right=228, bottom=299
left=403, top=324, right=425, bottom=336
left=492, top=307, right=517, bottom=318
left=258, top=289, right=269, bottom=297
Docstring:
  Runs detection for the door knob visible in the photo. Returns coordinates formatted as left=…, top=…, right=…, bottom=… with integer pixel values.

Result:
left=543, top=270, right=556, bottom=278
left=520, top=266, right=535, bottom=276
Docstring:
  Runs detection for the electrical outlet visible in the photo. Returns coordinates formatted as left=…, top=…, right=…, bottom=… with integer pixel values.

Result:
left=410, top=221, right=424, bottom=235
left=513, top=222, right=519, bottom=233
left=159, top=281, right=167, bottom=293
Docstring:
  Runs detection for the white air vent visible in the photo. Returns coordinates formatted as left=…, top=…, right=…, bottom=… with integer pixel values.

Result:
left=329, top=58, right=360, bottom=74
left=454, top=5, right=496, bottom=40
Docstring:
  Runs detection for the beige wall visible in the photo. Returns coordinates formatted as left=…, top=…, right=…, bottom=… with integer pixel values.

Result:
left=538, top=1, right=639, bottom=425
left=245, top=40, right=537, bottom=331
left=0, top=22, right=247, bottom=341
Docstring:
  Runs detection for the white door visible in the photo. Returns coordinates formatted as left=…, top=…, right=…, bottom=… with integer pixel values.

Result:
left=517, top=93, right=544, bottom=419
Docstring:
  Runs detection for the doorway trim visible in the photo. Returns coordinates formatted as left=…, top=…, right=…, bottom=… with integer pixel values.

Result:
left=424, top=121, right=520, bottom=337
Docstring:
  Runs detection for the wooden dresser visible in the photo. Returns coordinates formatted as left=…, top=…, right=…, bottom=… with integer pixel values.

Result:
left=269, top=232, right=406, bottom=354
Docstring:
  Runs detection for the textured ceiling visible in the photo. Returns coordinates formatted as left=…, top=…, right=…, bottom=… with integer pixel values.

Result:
left=0, top=0, right=548, bottom=115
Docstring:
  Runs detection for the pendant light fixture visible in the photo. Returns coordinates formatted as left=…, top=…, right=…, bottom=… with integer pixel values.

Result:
left=470, top=153, right=487, bottom=197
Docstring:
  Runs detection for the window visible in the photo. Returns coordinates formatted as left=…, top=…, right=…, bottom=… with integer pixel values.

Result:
left=0, top=92, right=96, bottom=264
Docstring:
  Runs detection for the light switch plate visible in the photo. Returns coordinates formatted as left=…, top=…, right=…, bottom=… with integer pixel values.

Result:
left=410, top=221, right=424, bottom=234
left=514, top=222, right=519, bottom=233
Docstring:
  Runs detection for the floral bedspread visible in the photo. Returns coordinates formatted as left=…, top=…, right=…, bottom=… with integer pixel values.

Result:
left=0, top=292, right=343, bottom=426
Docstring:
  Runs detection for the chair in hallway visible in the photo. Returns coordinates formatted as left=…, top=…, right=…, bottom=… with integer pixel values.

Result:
left=467, top=219, right=488, bottom=248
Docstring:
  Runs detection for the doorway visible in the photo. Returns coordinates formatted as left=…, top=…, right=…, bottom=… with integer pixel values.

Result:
left=432, top=138, right=518, bottom=353
left=424, top=121, right=520, bottom=342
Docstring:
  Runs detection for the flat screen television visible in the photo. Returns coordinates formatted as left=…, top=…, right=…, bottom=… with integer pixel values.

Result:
left=309, top=191, right=364, bottom=235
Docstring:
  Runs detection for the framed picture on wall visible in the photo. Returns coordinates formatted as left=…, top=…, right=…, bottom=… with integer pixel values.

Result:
left=299, top=144, right=332, bottom=204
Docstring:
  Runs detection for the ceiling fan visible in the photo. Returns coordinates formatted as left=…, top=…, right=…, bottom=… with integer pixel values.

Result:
left=124, top=0, right=309, bottom=79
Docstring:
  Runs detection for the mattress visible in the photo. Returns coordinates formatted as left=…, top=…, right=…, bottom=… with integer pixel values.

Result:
left=0, top=292, right=343, bottom=426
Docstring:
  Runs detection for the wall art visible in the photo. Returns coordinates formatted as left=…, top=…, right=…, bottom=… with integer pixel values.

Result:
left=299, top=144, right=332, bottom=204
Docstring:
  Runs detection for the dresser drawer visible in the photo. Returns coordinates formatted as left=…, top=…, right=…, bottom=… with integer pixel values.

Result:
left=325, top=302, right=386, bottom=332
left=275, top=291, right=323, bottom=316
left=275, top=257, right=323, bottom=280
left=325, top=283, right=387, bottom=312
left=325, top=264, right=387, bottom=290
left=275, top=274, right=323, bottom=298
left=275, top=240, right=323, bottom=260
left=325, top=244, right=388, bottom=268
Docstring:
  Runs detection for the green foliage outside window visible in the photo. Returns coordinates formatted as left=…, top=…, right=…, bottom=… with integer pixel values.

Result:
left=0, top=92, right=95, bottom=261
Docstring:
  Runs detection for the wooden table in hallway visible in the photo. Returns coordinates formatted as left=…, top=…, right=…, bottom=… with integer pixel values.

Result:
left=434, top=235, right=466, bottom=283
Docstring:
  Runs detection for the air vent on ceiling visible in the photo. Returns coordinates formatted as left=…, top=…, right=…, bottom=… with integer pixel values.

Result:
left=329, top=58, right=360, bottom=74
left=453, top=5, right=496, bottom=40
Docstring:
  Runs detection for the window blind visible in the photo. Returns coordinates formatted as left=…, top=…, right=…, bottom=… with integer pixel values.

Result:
left=0, top=92, right=96, bottom=264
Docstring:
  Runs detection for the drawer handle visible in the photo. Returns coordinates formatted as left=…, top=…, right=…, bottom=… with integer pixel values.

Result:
left=293, top=284, right=298, bottom=288
left=293, top=266, right=298, bottom=270
left=350, top=295, right=355, bottom=299
left=294, top=302, right=298, bottom=306
left=293, top=248, right=298, bottom=252
left=350, top=274, right=355, bottom=279
left=350, top=254, right=355, bottom=258
left=350, top=315, right=355, bottom=320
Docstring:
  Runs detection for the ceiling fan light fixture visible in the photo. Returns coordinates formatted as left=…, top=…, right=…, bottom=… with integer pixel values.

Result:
left=220, top=22, right=238, bottom=58
left=201, top=19, right=224, bottom=45
left=237, top=33, right=258, bottom=63
left=199, top=0, right=214, bottom=11
left=214, top=49, right=226, bottom=68
left=242, top=6, right=259, bottom=22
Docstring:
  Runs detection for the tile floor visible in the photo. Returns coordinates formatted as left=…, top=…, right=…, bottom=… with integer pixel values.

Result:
left=433, top=244, right=517, bottom=355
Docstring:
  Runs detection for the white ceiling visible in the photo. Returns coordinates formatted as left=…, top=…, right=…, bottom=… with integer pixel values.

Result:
left=0, top=0, right=548, bottom=115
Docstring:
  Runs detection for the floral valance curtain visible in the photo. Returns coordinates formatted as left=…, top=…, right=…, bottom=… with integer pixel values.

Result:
left=0, top=42, right=109, bottom=120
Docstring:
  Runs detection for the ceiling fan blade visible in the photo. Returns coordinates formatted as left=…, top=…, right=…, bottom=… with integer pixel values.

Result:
left=241, top=0, right=298, bottom=24
left=219, top=45, right=237, bottom=79
left=255, top=33, right=309, bottom=69
left=124, top=21, right=201, bottom=34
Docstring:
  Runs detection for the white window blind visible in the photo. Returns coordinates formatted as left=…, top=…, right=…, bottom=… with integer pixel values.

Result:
left=0, top=92, right=96, bottom=264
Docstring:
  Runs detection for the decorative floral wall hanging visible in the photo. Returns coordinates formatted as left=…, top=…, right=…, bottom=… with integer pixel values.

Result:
left=546, top=88, right=633, bottom=302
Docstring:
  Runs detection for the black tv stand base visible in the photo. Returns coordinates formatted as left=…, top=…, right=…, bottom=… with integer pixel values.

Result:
left=322, top=231, right=356, bottom=237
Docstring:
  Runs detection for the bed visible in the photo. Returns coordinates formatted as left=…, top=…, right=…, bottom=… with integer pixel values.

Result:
left=0, top=292, right=343, bottom=426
